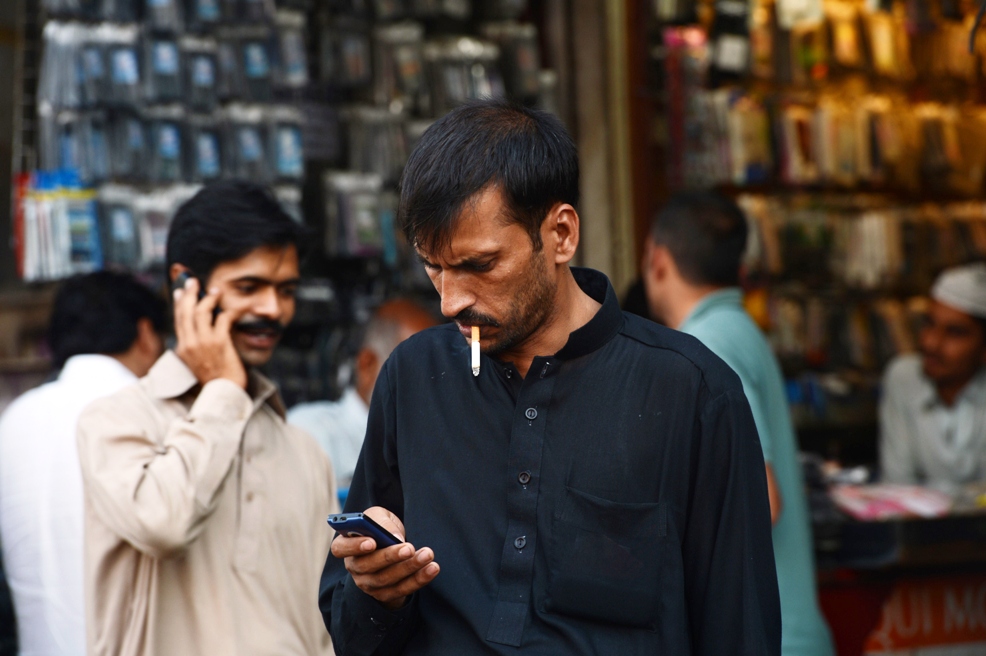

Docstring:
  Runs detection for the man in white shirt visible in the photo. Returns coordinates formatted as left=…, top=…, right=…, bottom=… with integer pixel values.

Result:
left=0, top=271, right=165, bottom=655
left=288, top=298, right=437, bottom=489
left=880, top=262, right=986, bottom=493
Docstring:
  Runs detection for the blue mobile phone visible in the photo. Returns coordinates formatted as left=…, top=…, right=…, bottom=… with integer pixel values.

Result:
left=327, top=512, right=403, bottom=548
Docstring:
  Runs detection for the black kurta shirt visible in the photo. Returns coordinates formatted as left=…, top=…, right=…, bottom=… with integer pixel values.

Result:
left=319, top=268, right=780, bottom=655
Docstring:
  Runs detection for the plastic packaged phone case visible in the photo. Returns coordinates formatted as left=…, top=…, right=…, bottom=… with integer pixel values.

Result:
left=106, top=27, right=143, bottom=106
left=80, top=111, right=111, bottom=183
left=240, top=28, right=274, bottom=102
left=267, top=106, right=305, bottom=182
left=145, top=37, right=183, bottom=102
left=241, top=0, right=276, bottom=23
left=216, top=32, right=243, bottom=100
left=79, top=41, right=108, bottom=107
left=344, top=105, right=407, bottom=185
left=98, top=184, right=142, bottom=269
left=423, top=37, right=504, bottom=116
left=226, top=103, right=270, bottom=182
left=480, top=22, right=541, bottom=102
left=318, top=16, right=372, bottom=88
left=373, top=22, right=426, bottom=113
left=186, top=113, right=225, bottom=182
left=182, top=37, right=220, bottom=110
left=145, top=0, right=184, bottom=33
left=146, top=105, right=185, bottom=183
left=40, top=22, right=86, bottom=110
left=322, top=171, right=384, bottom=256
left=185, top=0, right=222, bottom=32
left=274, top=11, right=309, bottom=93
left=109, top=111, right=148, bottom=181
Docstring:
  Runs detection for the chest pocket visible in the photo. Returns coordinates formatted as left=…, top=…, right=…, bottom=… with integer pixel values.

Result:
left=543, top=486, right=667, bottom=631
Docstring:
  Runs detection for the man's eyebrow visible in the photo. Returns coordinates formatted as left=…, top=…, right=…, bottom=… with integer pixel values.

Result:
left=415, top=252, right=496, bottom=268
left=230, top=275, right=301, bottom=286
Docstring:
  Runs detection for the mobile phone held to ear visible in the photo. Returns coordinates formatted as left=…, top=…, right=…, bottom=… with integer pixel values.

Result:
left=172, top=271, right=207, bottom=301
left=172, top=270, right=221, bottom=318
left=328, top=512, right=403, bottom=548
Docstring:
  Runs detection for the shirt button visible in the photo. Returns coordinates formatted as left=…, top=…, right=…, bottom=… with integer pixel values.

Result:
left=505, top=369, right=512, bottom=379
left=518, top=470, right=531, bottom=485
left=514, top=536, right=527, bottom=549
left=525, top=407, right=537, bottom=420
left=246, top=492, right=254, bottom=502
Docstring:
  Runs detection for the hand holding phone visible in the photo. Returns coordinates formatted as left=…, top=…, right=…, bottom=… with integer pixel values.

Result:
left=171, top=269, right=247, bottom=389
left=329, top=506, right=440, bottom=611
left=328, top=512, right=403, bottom=547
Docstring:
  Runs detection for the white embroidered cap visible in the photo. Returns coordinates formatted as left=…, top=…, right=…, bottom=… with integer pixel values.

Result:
left=931, top=262, right=986, bottom=319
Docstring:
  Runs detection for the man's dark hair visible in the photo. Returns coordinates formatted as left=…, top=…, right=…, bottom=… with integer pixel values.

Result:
left=47, top=271, right=166, bottom=369
left=649, top=191, right=749, bottom=287
left=166, top=180, right=306, bottom=284
left=398, top=98, right=579, bottom=254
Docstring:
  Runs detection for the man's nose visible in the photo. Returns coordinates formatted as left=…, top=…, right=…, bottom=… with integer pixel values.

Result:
left=439, top=271, right=475, bottom=319
left=254, top=288, right=281, bottom=318
left=920, top=327, right=941, bottom=354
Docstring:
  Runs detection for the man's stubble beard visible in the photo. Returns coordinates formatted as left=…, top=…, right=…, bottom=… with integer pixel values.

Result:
left=484, top=251, right=557, bottom=358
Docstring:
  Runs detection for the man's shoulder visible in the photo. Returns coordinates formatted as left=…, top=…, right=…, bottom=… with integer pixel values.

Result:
left=618, top=312, right=743, bottom=399
left=287, top=399, right=346, bottom=423
left=882, top=354, right=924, bottom=390
left=77, top=379, right=156, bottom=431
left=0, top=381, right=54, bottom=426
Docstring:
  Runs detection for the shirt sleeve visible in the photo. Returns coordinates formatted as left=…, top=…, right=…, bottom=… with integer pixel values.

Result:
left=682, top=387, right=781, bottom=656
left=76, top=379, right=252, bottom=558
left=318, top=364, right=420, bottom=655
left=712, top=347, right=774, bottom=463
left=878, top=368, right=917, bottom=484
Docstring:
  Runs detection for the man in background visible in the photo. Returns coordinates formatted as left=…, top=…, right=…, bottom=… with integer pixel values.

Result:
left=642, top=191, right=834, bottom=656
left=288, top=298, right=437, bottom=489
left=77, top=181, right=337, bottom=656
left=880, top=262, right=986, bottom=492
left=0, top=271, right=165, bottom=655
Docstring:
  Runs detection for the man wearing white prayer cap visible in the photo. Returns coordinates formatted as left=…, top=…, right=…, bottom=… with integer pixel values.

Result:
left=880, top=262, right=986, bottom=493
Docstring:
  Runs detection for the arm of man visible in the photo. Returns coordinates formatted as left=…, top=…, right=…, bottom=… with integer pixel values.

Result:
left=77, top=378, right=252, bottom=558
left=77, top=280, right=253, bottom=558
left=319, top=364, right=437, bottom=655
left=878, top=366, right=918, bottom=484
left=682, top=387, right=781, bottom=655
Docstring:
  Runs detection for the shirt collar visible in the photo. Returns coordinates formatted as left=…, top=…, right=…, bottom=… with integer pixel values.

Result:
left=144, top=350, right=286, bottom=419
left=554, top=267, right=624, bottom=361
left=679, top=287, right=743, bottom=333
left=919, top=365, right=986, bottom=410
left=58, top=354, right=138, bottom=385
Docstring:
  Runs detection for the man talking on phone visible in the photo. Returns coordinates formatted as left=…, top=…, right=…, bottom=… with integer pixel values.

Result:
left=319, top=99, right=780, bottom=654
left=77, top=181, right=338, bottom=656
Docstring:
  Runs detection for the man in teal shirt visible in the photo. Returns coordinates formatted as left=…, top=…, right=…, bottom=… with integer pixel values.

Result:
left=642, top=191, right=834, bottom=656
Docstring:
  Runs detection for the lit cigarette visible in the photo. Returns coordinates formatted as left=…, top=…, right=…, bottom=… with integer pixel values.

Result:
left=471, top=326, right=480, bottom=377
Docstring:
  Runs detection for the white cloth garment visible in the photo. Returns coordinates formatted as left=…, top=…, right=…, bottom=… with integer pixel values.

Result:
left=287, top=387, right=369, bottom=489
left=0, top=355, right=137, bottom=656
left=880, top=354, right=986, bottom=493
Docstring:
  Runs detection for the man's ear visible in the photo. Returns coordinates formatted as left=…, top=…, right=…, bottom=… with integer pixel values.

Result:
left=644, top=239, right=671, bottom=281
left=542, top=203, right=580, bottom=264
left=354, top=348, right=380, bottom=403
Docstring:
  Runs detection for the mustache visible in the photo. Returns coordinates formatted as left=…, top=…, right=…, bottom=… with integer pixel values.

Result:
left=232, top=318, right=286, bottom=335
left=453, top=309, right=500, bottom=328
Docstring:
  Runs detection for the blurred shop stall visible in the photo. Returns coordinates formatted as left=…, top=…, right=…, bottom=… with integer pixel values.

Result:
left=623, top=0, right=986, bottom=653
left=3, top=0, right=570, bottom=409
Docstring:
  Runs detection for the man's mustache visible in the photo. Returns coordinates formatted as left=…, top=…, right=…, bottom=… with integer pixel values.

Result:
left=453, top=309, right=500, bottom=328
left=232, top=318, right=286, bottom=335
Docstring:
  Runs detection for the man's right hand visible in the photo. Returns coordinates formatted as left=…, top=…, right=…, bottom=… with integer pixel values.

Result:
left=173, top=276, right=248, bottom=389
left=331, top=506, right=440, bottom=610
